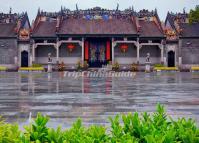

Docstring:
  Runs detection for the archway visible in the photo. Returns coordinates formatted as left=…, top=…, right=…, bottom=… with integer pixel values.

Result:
left=168, top=51, right=175, bottom=67
left=21, top=51, right=29, bottom=67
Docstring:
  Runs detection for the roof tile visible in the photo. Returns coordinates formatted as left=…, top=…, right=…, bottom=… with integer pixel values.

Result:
left=180, top=23, right=199, bottom=37
left=58, top=18, right=137, bottom=35
left=0, top=23, right=16, bottom=37
left=32, top=21, right=56, bottom=37
left=139, top=20, right=163, bottom=37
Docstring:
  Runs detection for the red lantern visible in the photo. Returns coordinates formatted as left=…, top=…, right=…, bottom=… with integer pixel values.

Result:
left=67, top=44, right=75, bottom=52
left=120, top=44, right=128, bottom=53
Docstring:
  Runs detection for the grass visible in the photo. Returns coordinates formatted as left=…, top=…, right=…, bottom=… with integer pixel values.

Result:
left=154, top=67, right=179, bottom=71
left=19, top=63, right=44, bottom=71
left=191, top=66, right=199, bottom=71
left=0, top=104, right=198, bottom=143
left=18, top=67, right=44, bottom=71
left=0, top=66, right=7, bottom=71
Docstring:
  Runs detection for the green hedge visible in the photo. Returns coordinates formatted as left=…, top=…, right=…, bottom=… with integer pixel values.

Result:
left=32, top=64, right=43, bottom=68
left=0, top=104, right=198, bottom=143
left=154, top=64, right=165, bottom=67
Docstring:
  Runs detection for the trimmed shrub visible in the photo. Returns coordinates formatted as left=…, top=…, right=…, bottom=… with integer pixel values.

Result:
left=32, top=64, right=43, bottom=67
left=154, top=64, right=165, bottom=67
left=0, top=104, right=198, bottom=143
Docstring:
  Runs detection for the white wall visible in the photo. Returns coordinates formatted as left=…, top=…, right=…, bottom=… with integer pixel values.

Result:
left=59, top=57, right=81, bottom=64
left=35, top=57, right=81, bottom=65
left=115, top=57, right=162, bottom=65
left=0, top=64, right=17, bottom=69
left=36, top=57, right=57, bottom=64
left=115, top=57, right=137, bottom=64
left=139, top=57, right=161, bottom=64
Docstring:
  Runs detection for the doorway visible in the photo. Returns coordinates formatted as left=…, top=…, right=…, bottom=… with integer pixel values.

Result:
left=168, top=51, right=175, bottom=67
left=85, top=38, right=111, bottom=67
left=21, top=51, right=29, bottom=67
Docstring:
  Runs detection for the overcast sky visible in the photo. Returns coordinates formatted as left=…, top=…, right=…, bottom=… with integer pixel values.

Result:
left=1, top=0, right=199, bottom=22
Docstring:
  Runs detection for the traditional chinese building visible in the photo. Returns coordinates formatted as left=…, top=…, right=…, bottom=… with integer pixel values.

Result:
left=165, top=10, right=199, bottom=68
left=0, top=10, right=30, bottom=68
left=1, top=6, right=198, bottom=70
left=31, top=6, right=165, bottom=68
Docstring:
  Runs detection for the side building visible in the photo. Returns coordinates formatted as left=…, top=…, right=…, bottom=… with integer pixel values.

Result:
left=31, top=7, right=165, bottom=69
left=0, top=11, right=30, bottom=69
left=165, top=11, right=199, bottom=68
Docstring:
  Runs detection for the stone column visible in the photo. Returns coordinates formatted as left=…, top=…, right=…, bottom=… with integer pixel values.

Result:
left=14, top=56, right=18, bottom=65
left=56, top=40, right=59, bottom=63
left=32, top=41, right=35, bottom=64
left=163, top=57, right=167, bottom=66
left=136, top=38, right=140, bottom=64
left=112, top=38, right=115, bottom=64
left=178, top=39, right=182, bottom=67
left=158, top=40, right=164, bottom=64
left=161, top=45, right=164, bottom=64
left=82, top=38, right=84, bottom=62
left=29, top=55, right=33, bottom=67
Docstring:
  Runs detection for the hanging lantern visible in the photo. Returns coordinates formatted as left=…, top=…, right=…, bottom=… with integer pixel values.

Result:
left=67, top=44, right=75, bottom=52
left=120, top=44, right=128, bottom=53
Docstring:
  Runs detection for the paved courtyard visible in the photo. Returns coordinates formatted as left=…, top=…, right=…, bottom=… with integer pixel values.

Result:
left=0, top=72, right=198, bottom=128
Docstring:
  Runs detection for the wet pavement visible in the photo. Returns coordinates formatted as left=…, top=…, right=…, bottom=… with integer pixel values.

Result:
left=0, top=72, right=198, bottom=128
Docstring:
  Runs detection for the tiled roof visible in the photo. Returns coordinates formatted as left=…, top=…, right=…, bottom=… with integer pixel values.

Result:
left=165, top=12, right=189, bottom=33
left=139, top=20, right=164, bottom=37
left=32, top=21, right=57, bottom=37
left=180, top=23, right=199, bottom=37
left=0, top=23, right=16, bottom=37
left=58, top=18, right=137, bottom=35
left=166, top=13, right=176, bottom=30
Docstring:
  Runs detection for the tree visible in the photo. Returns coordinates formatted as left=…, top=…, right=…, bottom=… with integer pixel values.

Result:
left=189, top=5, right=199, bottom=23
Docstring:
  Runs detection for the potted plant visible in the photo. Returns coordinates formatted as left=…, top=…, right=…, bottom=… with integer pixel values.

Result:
left=58, top=61, right=65, bottom=71
left=131, top=63, right=138, bottom=72
left=76, top=61, right=82, bottom=71
left=82, top=61, right=89, bottom=70
left=112, top=61, right=120, bottom=71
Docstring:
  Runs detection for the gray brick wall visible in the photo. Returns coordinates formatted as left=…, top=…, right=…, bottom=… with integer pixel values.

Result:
left=36, top=45, right=56, bottom=57
left=0, top=39, right=17, bottom=64
left=140, top=45, right=160, bottom=57
left=114, top=43, right=137, bottom=57
left=181, top=39, right=199, bottom=64
left=59, top=43, right=82, bottom=57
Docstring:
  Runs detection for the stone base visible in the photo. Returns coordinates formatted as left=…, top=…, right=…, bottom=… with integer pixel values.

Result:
left=47, top=62, right=53, bottom=72
left=145, top=62, right=151, bottom=72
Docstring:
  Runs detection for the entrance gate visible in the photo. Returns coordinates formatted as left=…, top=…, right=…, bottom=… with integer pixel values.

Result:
left=85, top=38, right=111, bottom=68
left=21, top=51, right=29, bottom=67
left=168, top=51, right=175, bottom=67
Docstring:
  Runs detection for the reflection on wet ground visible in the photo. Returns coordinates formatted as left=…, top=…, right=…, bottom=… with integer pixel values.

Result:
left=0, top=72, right=198, bottom=128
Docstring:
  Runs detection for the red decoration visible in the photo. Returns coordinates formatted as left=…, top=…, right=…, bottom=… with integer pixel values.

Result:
left=67, top=44, right=75, bottom=52
left=85, top=41, right=89, bottom=60
left=106, top=41, right=111, bottom=60
left=120, top=44, right=128, bottom=53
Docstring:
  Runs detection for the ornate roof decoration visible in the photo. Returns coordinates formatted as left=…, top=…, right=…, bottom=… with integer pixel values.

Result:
left=165, top=10, right=199, bottom=38
left=32, top=6, right=164, bottom=37
left=165, top=28, right=177, bottom=40
left=0, top=9, right=30, bottom=38
left=137, top=9, right=157, bottom=18
left=38, top=6, right=136, bottom=21
left=164, top=11, right=197, bottom=38
left=165, top=11, right=188, bottom=32
left=19, top=28, right=29, bottom=40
